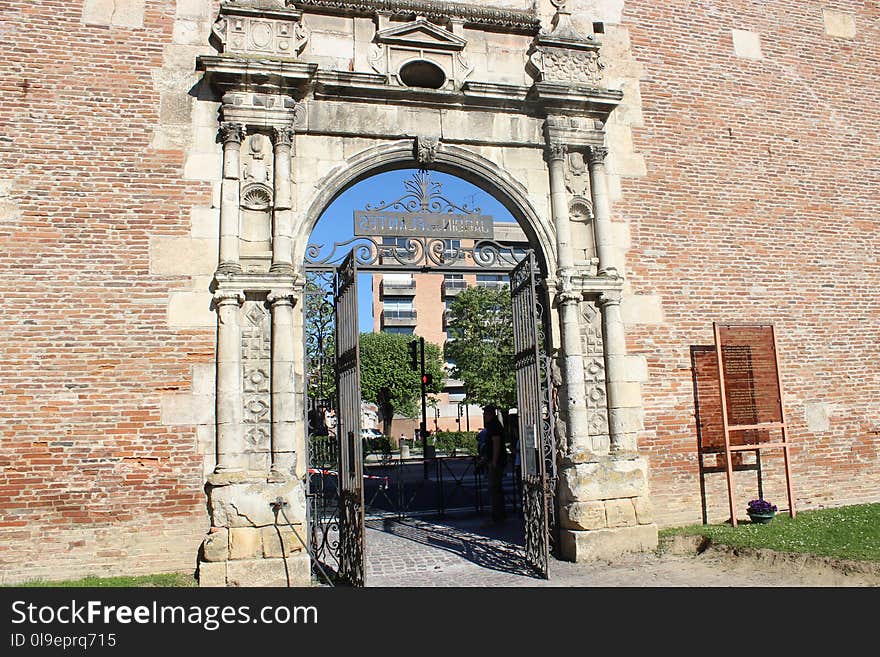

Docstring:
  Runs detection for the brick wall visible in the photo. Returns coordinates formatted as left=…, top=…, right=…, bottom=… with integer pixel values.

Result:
left=617, top=0, right=880, bottom=524
left=0, top=1, right=217, bottom=582
left=1, top=0, right=877, bottom=582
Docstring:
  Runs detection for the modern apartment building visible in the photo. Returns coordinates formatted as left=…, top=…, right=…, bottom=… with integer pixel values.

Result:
left=371, top=223, right=530, bottom=438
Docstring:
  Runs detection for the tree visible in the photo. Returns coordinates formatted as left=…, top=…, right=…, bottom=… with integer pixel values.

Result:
left=359, top=332, right=444, bottom=436
left=304, top=277, right=336, bottom=435
left=444, top=285, right=516, bottom=413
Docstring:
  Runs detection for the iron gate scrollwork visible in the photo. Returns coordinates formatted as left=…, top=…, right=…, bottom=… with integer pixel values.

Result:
left=510, top=251, right=556, bottom=579
left=334, top=251, right=366, bottom=586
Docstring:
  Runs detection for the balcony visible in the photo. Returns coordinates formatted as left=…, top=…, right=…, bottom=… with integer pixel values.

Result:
left=442, top=279, right=468, bottom=297
left=476, top=280, right=508, bottom=290
left=381, top=309, right=418, bottom=327
left=380, top=278, right=416, bottom=296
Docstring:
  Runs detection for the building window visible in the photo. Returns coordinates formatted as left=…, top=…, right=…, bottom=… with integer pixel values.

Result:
left=476, top=273, right=506, bottom=289
left=383, top=326, right=414, bottom=335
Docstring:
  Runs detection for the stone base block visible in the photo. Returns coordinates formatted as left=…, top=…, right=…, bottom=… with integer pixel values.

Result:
left=197, top=561, right=228, bottom=587
left=559, top=524, right=658, bottom=562
left=198, top=555, right=311, bottom=587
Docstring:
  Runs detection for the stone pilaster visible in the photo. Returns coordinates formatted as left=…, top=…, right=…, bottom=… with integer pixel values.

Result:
left=270, top=126, right=295, bottom=274
left=268, top=288, right=297, bottom=479
left=546, top=141, right=590, bottom=454
left=218, top=122, right=245, bottom=274
left=586, top=146, right=617, bottom=277
left=598, top=290, right=637, bottom=456
left=213, top=288, right=245, bottom=473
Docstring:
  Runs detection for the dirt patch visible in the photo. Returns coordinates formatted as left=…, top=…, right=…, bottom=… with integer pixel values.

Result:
left=660, top=535, right=880, bottom=587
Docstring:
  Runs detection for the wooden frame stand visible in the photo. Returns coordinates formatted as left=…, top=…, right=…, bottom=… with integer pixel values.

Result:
left=713, top=322, right=796, bottom=527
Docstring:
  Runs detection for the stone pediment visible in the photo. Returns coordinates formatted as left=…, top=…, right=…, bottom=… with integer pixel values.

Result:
left=375, top=17, right=467, bottom=51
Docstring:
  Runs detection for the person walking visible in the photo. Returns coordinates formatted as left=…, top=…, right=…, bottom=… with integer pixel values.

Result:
left=479, top=405, right=507, bottom=525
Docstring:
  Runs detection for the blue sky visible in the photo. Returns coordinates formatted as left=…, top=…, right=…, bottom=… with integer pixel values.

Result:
left=308, top=168, right=516, bottom=328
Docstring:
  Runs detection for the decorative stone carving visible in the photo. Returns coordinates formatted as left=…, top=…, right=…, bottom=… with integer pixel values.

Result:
left=565, top=151, right=590, bottom=197
left=272, top=126, right=295, bottom=149
left=241, top=184, right=273, bottom=212
left=242, top=300, right=272, bottom=471
left=587, top=146, right=608, bottom=166
left=598, top=290, right=622, bottom=307
left=212, top=5, right=309, bottom=58
left=581, top=303, right=609, bottom=439
left=219, top=121, right=246, bottom=144
left=370, top=16, right=472, bottom=89
left=220, top=92, right=302, bottom=131
left=415, top=135, right=439, bottom=167
left=530, top=48, right=604, bottom=86
left=290, top=0, right=541, bottom=32
left=242, top=134, right=272, bottom=184
left=546, top=141, right=567, bottom=162
left=528, top=0, right=604, bottom=87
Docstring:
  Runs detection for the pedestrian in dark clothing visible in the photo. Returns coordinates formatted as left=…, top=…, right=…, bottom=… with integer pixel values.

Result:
left=479, top=405, right=507, bottom=524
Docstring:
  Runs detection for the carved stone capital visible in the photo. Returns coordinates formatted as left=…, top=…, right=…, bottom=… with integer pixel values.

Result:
left=267, top=290, right=297, bottom=308
left=598, top=290, right=622, bottom=308
left=415, top=135, right=440, bottom=168
left=212, top=289, right=245, bottom=308
left=587, top=146, right=608, bottom=167
left=273, top=126, right=295, bottom=149
left=219, top=122, right=246, bottom=145
left=546, top=142, right=568, bottom=162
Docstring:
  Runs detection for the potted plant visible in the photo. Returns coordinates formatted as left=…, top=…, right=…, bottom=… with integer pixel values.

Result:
left=746, top=498, right=777, bottom=524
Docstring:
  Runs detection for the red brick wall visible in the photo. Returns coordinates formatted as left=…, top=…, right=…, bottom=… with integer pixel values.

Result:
left=0, top=1, right=213, bottom=581
left=619, top=1, right=880, bottom=523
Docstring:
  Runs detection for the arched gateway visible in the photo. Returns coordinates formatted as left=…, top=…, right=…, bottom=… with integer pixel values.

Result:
left=197, top=0, right=657, bottom=587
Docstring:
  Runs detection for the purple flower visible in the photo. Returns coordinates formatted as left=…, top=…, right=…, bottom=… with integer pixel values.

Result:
left=747, top=499, right=777, bottom=514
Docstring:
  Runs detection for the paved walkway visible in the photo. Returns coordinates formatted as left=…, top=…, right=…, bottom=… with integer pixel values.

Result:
left=362, top=512, right=872, bottom=587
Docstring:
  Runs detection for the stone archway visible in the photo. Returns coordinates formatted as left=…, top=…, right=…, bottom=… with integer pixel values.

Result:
left=196, top=0, right=657, bottom=587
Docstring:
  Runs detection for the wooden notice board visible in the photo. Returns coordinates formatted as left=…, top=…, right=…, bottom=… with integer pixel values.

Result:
left=713, top=323, right=796, bottom=527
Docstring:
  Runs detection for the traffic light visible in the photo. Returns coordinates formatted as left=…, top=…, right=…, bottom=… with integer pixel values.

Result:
left=421, top=373, right=433, bottom=386
left=408, top=339, right=419, bottom=371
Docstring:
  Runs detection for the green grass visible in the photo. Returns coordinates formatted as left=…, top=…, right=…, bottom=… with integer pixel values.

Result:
left=659, top=503, right=880, bottom=562
left=10, top=572, right=197, bottom=588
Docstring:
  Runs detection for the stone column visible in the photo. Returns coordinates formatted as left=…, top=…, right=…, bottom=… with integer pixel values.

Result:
left=218, top=122, right=245, bottom=274
left=268, top=289, right=297, bottom=479
left=546, top=142, right=591, bottom=453
left=588, top=146, right=633, bottom=454
left=597, top=290, right=635, bottom=455
left=270, top=126, right=295, bottom=274
left=214, top=289, right=245, bottom=472
left=586, top=146, right=617, bottom=276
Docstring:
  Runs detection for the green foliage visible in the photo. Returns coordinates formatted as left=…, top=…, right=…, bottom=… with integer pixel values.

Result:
left=444, top=285, right=516, bottom=412
left=308, top=434, right=337, bottom=469
left=659, top=503, right=880, bottom=562
left=359, top=332, right=444, bottom=433
left=433, top=431, right=479, bottom=456
left=9, top=573, right=196, bottom=588
left=304, top=279, right=336, bottom=402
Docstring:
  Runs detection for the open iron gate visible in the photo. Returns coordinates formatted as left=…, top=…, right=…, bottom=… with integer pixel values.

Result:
left=334, top=251, right=366, bottom=586
left=510, top=251, right=556, bottom=579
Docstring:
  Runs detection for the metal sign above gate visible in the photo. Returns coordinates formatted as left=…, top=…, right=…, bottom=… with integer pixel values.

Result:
left=305, top=171, right=528, bottom=273
left=354, top=170, right=494, bottom=240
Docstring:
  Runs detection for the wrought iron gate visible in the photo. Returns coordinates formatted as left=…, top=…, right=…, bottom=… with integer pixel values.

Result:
left=334, top=251, right=366, bottom=586
left=510, top=251, right=556, bottom=578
